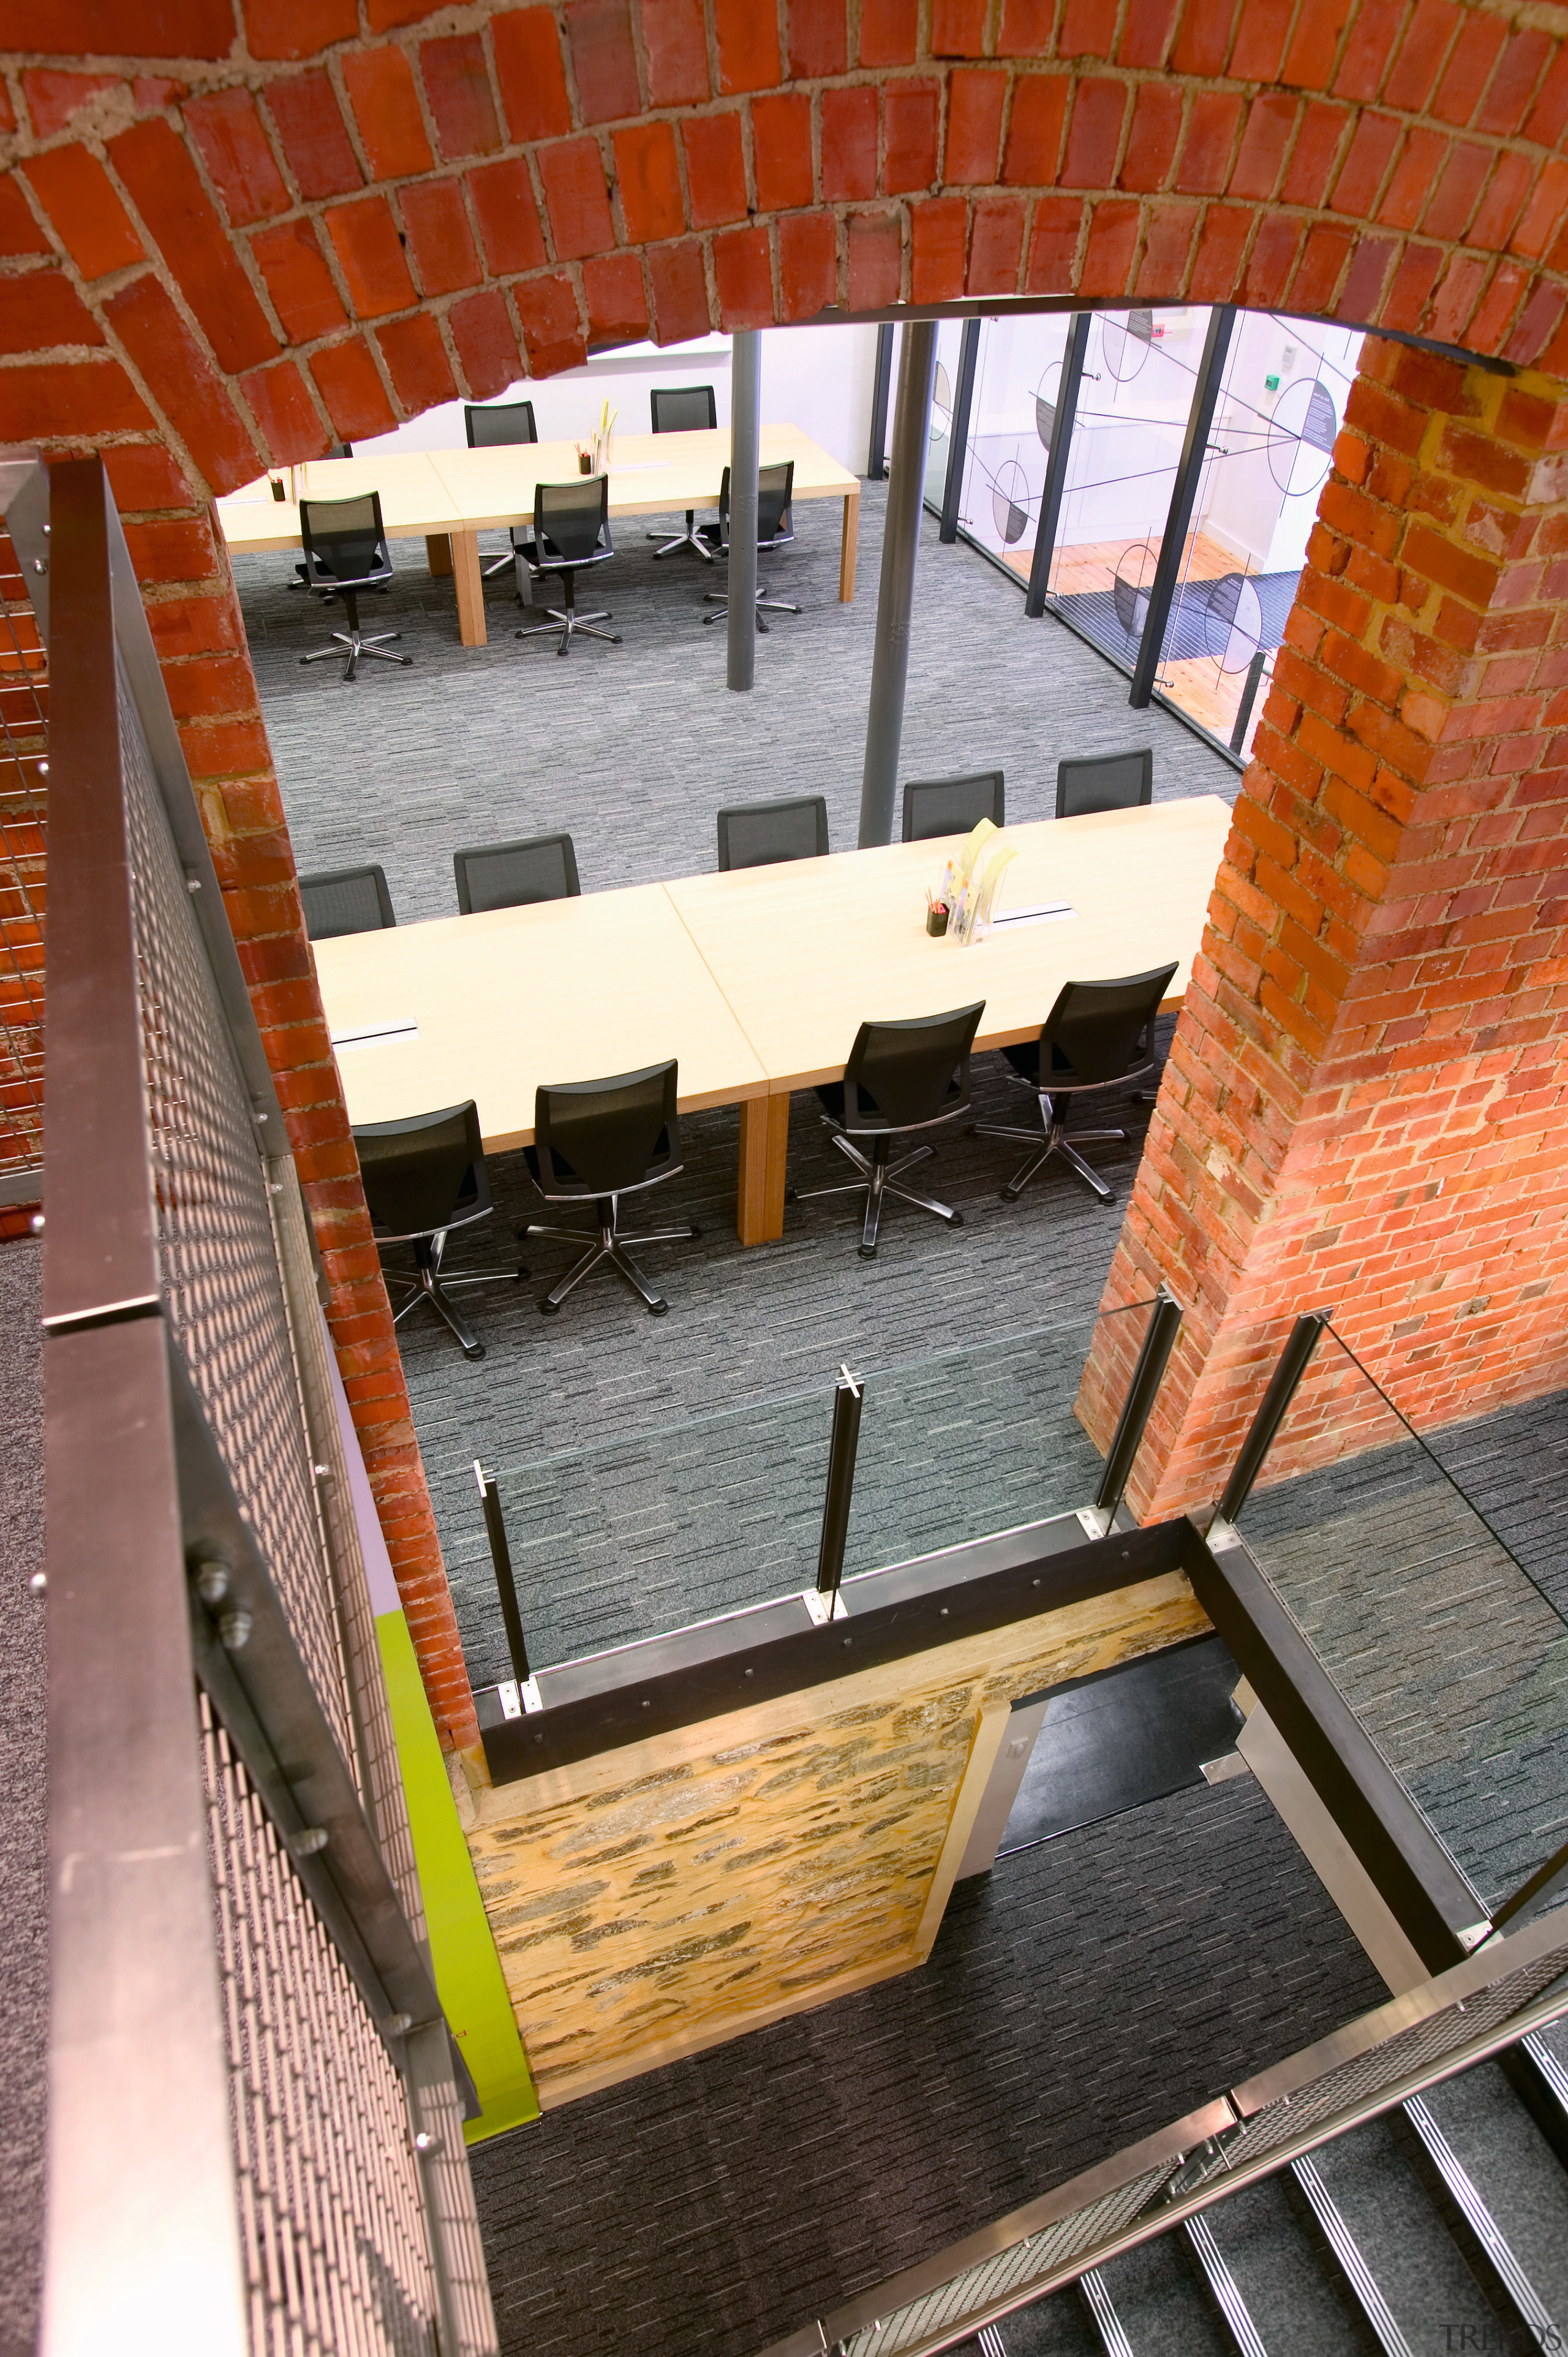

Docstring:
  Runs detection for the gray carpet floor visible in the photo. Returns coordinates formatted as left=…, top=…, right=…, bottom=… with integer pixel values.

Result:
left=0, top=1239, right=45, bottom=2357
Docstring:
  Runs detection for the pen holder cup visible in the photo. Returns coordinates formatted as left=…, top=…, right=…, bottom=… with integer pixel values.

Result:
left=925, top=905, right=949, bottom=938
left=578, top=453, right=593, bottom=475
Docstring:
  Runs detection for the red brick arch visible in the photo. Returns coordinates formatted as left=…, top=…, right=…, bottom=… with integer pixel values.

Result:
left=8, top=0, right=1568, bottom=1740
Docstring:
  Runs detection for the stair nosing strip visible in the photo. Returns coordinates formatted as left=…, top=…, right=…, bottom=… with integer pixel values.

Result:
left=1402, top=2094, right=1558, bottom=2344
left=1289, top=2154, right=1415, bottom=2357
left=1078, top=2268, right=1136, bottom=2357
left=1183, top=2213, right=1269, bottom=2357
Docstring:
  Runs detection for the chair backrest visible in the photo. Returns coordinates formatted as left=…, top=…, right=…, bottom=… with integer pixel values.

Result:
left=464, top=398, right=537, bottom=448
left=1041, top=965, right=1178, bottom=1085
left=453, top=833, right=580, bottom=914
left=843, top=1001, right=986, bottom=1131
left=650, top=384, right=717, bottom=434
left=1055, top=747, right=1153, bottom=820
left=533, top=1061, right=680, bottom=1197
left=299, top=491, right=391, bottom=587
left=353, top=1100, right=489, bottom=1238
left=716, top=794, right=829, bottom=872
left=717, top=462, right=794, bottom=547
left=535, top=475, right=611, bottom=564
left=902, top=770, right=1006, bottom=843
left=299, top=864, right=395, bottom=940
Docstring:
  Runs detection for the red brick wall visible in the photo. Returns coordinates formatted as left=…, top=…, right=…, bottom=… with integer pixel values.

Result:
left=7, top=1, right=1568, bottom=1729
left=1091, top=344, right=1568, bottom=1511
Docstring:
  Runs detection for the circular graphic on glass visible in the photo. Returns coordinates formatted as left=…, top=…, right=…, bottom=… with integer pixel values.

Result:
left=1112, top=541, right=1158, bottom=645
left=1204, top=573, right=1265, bottom=673
left=929, top=358, right=953, bottom=449
left=1268, top=376, right=1338, bottom=496
left=1102, top=309, right=1154, bottom=384
left=1035, top=359, right=1062, bottom=452
left=991, top=459, right=1030, bottom=545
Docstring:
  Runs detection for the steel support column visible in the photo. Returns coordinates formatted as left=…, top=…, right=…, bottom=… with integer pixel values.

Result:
left=1025, top=312, right=1091, bottom=618
left=858, top=317, right=938, bottom=848
left=939, top=318, right=980, bottom=543
left=1129, top=305, right=1236, bottom=708
left=867, top=323, right=894, bottom=479
left=726, top=328, right=761, bottom=692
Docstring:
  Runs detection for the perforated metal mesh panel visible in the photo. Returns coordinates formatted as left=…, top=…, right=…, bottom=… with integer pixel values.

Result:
left=202, top=1694, right=440, bottom=2357
left=117, top=662, right=356, bottom=1766
left=1215, top=1946, right=1568, bottom=2175
left=0, top=540, right=45, bottom=1185
left=843, top=2173, right=1167, bottom=2357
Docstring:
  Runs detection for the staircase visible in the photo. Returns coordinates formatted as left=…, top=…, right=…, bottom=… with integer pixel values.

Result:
left=962, top=2021, right=1568, bottom=2357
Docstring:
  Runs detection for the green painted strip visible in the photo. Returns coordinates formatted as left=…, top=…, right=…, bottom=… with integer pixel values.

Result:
left=377, top=1611, right=540, bottom=2141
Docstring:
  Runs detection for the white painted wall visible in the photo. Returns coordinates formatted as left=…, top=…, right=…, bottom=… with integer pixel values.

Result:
left=353, top=321, right=881, bottom=476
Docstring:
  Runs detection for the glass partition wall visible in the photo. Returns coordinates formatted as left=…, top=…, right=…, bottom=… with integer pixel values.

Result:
left=911, top=305, right=1361, bottom=767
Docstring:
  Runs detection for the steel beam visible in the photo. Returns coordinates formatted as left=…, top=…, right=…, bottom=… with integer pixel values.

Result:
left=726, top=327, right=760, bottom=690
left=1129, top=304, right=1236, bottom=708
left=1025, top=311, right=1090, bottom=619
left=939, top=317, right=980, bottom=543
left=859, top=317, right=938, bottom=847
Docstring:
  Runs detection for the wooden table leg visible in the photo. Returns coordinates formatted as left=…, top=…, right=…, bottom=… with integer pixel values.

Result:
left=426, top=532, right=453, bottom=577
left=451, top=529, right=488, bottom=647
left=737, top=1092, right=790, bottom=1243
left=839, top=488, right=860, bottom=603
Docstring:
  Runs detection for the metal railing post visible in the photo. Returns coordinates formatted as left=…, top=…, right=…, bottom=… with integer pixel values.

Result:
left=867, top=323, right=894, bottom=479
left=813, top=1366, right=864, bottom=1613
left=727, top=327, right=761, bottom=692
left=1129, top=305, right=1237, bottom=709
left=1213, top=1310, right=1335, bottom=1529
left=939, top=317, right=980, bottom=543
left=1090, top=1286, right=1183, bottom=1530
left=1229, top=646, right=1268, bottom=754
left=474, top=1461, right=532, bottom=1689
left=1025, top=311, right=1090, bottom=619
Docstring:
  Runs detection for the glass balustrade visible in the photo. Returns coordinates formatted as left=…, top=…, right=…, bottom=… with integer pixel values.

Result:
left=450, top=1300, right=1163, bottom=1683
left=1230, top=1321, right=1568, bottom=1918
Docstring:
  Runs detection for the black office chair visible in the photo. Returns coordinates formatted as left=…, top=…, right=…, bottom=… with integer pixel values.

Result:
left=453, top=832, right=581, bottom=914
left=464, top=398, right=538, bottom=579
left=716, top=795, right=829, bottom=872
left=299, top=864, right=395, bottom=940
left=1055, top=747, right=1153, bottom=819
left=789, top=1001, right=984, bottom=1259
left=353, top=1100, right=519, bottom=1360
left=295, top=492, right=412, bottom=682
left=521, top=1060, right=699, bottom=1317
left=513, top=476, right=620, bottom=656
left=902, top=771, right=1006, bottom=843
left=648, top=382, right=718, bottom=560
left=701, top=462, right=799, bottom=632
left=973, top=964, right=1177, bottom=1205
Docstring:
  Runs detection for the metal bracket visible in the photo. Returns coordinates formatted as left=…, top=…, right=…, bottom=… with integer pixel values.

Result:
left=497, top=1676, right=543, bottom=1718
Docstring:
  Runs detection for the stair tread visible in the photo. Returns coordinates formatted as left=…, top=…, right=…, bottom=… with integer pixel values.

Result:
left=963, top=2286, right=1102, bottom=2357
left=1308, top=2116, right=1505, bottom=2345
left=1416, top=2061, right=1568, bottom=2321
left=1202, top=2172, right=1371, bottom=2354
left=1092, top=2232, right=1232, bottom=2356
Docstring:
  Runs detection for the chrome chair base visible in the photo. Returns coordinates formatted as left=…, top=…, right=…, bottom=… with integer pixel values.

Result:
left=972, top=1107, right=1126, bottom=1205
left=650, top=517, right=714, bottom=562
left=300, top=626, right=412, bottom=682
left=703, top=584, right=801, bottom=634
left=524, top=1210, right=701, bottom=1316
left=789, top=1130, right=962, bottom=1259
left=383, top=1232, right=525, bottom=1360
left=516, top=607, right=622, bottom=655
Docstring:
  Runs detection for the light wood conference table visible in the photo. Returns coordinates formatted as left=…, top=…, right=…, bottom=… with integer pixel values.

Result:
left=312, top=798, right=1231, bottom=1249
left=216, top=424, right=861, bottom=651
